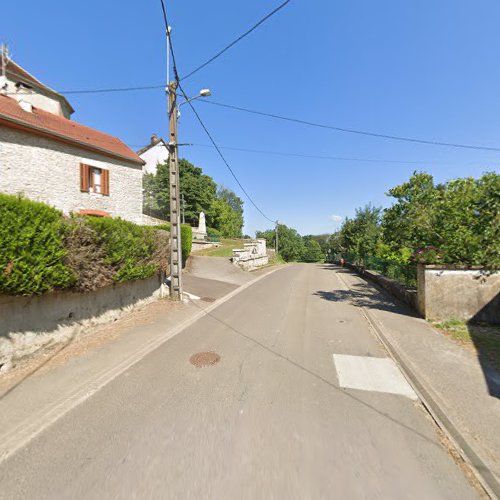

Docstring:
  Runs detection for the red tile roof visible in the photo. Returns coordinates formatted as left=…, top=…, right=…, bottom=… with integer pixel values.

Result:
left=0, top=94, right=143, bottom=165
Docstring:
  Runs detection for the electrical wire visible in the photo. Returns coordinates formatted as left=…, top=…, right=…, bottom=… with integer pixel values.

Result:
left=180, top=0, right=291, bottom=81
left=159, top=0, right=276, bottom=223
left=199, top=100, right=500, bottom=153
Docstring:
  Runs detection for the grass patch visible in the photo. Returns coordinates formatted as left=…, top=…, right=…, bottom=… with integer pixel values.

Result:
left=431, top=318, right=500, bottom=370
left=194, top=238, right=247, bottom=257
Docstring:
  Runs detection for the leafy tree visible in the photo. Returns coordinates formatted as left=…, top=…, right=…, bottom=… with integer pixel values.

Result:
left=382, top=172, right=439, bottom=253
left=341, top=204, right=382, bottom=265
left=256, top=223, right=305, bottom=262
left=302, top=239, right=324, bottom=262
left=143, top=159, right=217, bottom=224
left=209, top=198, right=243, bottom=238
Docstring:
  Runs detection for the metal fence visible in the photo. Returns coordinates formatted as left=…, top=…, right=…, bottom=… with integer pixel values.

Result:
left=345, top=253, right=417, bottom=288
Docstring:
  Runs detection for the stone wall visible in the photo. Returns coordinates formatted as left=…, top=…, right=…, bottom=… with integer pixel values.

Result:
left=0, top=126, right=143, bottom=224
left=417, top=265, right=500, bottom=324
left=232, top=239, right=269, bottom=271
left=0, top=274, right=166, bottom=372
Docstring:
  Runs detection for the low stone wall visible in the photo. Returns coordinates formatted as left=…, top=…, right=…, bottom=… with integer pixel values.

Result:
left=345, top=263, right=417, bottom=310
left=142, top=214, right=168, bottom=226
left=0, top=274, right=166, bottom=372
left=417, top=265, right=500, bottom=324
left=192, top=241, right=220, bottom=252
left=232, top=239, right=269, bottom=271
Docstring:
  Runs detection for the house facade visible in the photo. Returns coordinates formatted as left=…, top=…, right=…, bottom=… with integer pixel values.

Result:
left=0, top=56, right=145, bottom=223
left=137, top=134, right=168, bottom=175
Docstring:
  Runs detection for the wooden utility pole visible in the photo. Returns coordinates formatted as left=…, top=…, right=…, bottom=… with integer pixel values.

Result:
left=168, top=81, right=182, bottom=300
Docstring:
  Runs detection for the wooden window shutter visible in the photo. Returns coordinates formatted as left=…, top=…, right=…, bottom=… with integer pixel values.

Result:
left=102, top=169, right=110, bottom=196
left=80, top=163, right=90, bottom=192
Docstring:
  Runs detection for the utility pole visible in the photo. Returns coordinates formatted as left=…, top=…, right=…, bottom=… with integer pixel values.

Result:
left=167, top=81, right=182, bottom=300
left=275, top=220, right=279, bottom=255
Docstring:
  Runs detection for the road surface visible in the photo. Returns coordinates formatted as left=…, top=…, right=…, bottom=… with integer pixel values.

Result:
left=0, top=264, right=479, bottom=499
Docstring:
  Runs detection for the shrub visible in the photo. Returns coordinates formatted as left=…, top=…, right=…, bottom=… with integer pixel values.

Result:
left=84, top=217, right=159, bottom=282
left=0, top=194, right=76, bottom=295
left=207, top=227, right=222, bottom=241
left=64, top=217, right=115, bottom=292
left=154, top=223, right=192, bottom=266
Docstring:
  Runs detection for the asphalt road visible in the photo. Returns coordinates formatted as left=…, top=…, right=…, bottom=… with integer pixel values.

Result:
left=0, top=264, right=479, bottom=499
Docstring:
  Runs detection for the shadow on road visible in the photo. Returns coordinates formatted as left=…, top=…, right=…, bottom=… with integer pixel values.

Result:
left=319, top=263, right=500, bottom=399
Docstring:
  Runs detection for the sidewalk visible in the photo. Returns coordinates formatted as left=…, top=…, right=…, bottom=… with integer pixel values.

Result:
left=0, top=263, right=279, bottom=463
left=337, top=267, right=500, bottom=498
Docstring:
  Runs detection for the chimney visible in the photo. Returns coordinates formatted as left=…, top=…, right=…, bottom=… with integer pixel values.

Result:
left=150, top=133, right=157, bottom=145
left=18, top=100, right=33, bottom=113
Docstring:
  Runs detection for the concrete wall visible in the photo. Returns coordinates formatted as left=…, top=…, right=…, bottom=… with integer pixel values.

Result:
left=0, top=126, right=143, bottom=224
left=0, top=274, right=165, bottom=371
left=417, top=265, right=500, bottom=324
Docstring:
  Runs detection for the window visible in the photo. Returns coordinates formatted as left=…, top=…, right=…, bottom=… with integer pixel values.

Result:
left=80, top=164, right=109, bottom=196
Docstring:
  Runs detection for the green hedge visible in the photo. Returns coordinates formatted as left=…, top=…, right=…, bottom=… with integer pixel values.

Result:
left=0, top=194, right=170, bottom=296
left=85, top=217, right=159, bottom=282
left=154, top=223, right=192, bottom=266
left=207, top=227, right=222, bottom=242
left=0, top=194, right=76, bottom=295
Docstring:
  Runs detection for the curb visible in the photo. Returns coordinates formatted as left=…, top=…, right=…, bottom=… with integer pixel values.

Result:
left=336, top=268, right=499, bottom=499
left=361, top=307, right=499, bottom=499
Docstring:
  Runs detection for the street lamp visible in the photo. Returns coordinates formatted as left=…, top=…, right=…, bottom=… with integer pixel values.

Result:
left=178, top=88, right=212, bottom=108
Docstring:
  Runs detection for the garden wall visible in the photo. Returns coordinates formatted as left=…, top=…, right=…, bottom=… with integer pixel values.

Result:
left=417, top=265, right=500, bottom=324
left=0, top=274, right=166, bottom=371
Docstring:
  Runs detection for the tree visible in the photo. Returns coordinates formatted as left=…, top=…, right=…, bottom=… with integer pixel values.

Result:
left=302, top=239, right=324, bottom=262
left=340, top=204, right=382, bottom=265
left=209, top=198, right=243, bottom=238
left=143, top=159, right=217, bottom=224
left=256, top=224, right=305, bottom=262
left=210, top=187, right=244, bottom=237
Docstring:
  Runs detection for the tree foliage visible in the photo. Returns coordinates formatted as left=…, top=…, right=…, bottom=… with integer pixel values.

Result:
left=143, top=160, right=244, bottom=237
left=336, top=171, right=500, bottom=270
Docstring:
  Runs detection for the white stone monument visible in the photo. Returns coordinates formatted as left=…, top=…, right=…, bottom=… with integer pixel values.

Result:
left=192, top=212, right=207, bottom=241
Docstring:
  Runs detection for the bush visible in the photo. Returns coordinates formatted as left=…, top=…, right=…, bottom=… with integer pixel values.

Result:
left=84, top=217, right=159, bottom=282
left=0, top=194, right=76, bottom=295
left=154, top=223, right=192, bottom=266
left=207, top=227, right=222, bottom=242
left=65, top=218, right=115, bottom=291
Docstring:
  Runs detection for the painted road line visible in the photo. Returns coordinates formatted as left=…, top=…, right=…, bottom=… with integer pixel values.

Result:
left=333, top=354, right=418, bottom=400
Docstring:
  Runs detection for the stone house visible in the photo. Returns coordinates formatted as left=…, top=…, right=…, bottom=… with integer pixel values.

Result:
left=0, top=57, right=145, bottom=223
left=137, top=134, right=168, bottom=175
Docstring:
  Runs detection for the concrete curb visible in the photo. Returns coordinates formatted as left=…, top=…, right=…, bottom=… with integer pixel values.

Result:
left=335, top=270, right=499, bottom=499
left=0, top=265, right=283, bottom=464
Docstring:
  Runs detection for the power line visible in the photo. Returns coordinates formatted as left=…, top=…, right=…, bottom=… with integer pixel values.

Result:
left=180, top=0, right=292, bottom=81
left=158, top=0, right=275, bottom=223
left=179, top=84, right=275, bottom=222
left=199, top=100, right=500, bottom=153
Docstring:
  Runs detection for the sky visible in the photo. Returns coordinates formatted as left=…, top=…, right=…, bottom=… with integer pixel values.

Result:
left=2, top=0, right=500, bottom=236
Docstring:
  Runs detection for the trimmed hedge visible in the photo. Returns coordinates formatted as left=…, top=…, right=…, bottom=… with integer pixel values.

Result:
left=84, top=217, right=160, bottom=283
left=0, top=194, right=170, bottom=296
left=154, top=223, right=192, bottom=266
left=0, top=194, right=76, bottom=295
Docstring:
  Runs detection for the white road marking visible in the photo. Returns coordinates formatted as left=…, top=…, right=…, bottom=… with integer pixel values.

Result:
left=333, top=354, right=418, bottom=400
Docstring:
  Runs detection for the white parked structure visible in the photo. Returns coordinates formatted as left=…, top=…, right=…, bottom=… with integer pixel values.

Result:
left=232, top=239, right=269, bottom=271
left=137, top=134, right=169, bottom=175
left=0, top=54, right=145, bottom=223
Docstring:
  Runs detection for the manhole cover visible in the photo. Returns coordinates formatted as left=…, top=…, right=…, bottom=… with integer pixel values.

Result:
left=190, top=351, right=221, bottom=367
left=201, top=297, right=216, bottom=303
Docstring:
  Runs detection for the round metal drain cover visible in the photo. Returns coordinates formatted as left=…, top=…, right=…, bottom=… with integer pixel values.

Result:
left=201, top=297, right=216, bottom=303
left=190, top=351, right=220, bottom=367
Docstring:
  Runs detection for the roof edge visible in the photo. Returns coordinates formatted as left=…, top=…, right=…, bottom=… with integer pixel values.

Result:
left=0, top=113, right=145, bottom=167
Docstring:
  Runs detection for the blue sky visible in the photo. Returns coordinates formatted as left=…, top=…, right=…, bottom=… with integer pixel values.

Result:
left=2, top=1, right=500, bottom=235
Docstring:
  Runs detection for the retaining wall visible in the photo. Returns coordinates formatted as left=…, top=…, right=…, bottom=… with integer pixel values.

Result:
left=0, top=274, right=166, bottom=371
left=417, top=265, right=500, bottom=324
